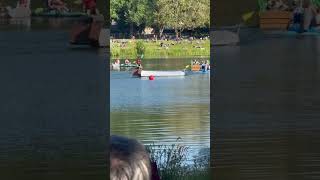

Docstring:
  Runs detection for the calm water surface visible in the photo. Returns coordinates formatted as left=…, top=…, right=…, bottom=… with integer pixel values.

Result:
left=110, top=59, right=210, bottom=163
left=0, top=18, right=107, bottom=180
left=213, top=29, right=320, bottom=180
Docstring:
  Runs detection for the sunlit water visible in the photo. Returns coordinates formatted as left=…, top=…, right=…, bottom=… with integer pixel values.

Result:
left=110, top=59, right=210, bottom=164
left=213, top=29, right=320, bottom=180
left=0, top=18, right=107, bottom=180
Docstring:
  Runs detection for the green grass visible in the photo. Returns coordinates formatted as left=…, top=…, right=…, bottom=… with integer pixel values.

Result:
left=146, top=138, right=210, bottom=180
left=111, top=39, right=210, bottom=59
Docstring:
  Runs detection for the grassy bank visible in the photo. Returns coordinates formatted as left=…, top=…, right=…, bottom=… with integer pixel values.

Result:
left=111, top=39, right=210, bottom=59
left=146, top=139, right=210, bottom=180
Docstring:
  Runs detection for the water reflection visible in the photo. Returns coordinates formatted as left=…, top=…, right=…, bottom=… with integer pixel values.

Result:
left=0, top=20, right=107, bottom=179
left=213, top=29, right=320, bottom=179
left=0, top=17, right=84, bottom=31
left=111, top=59, right=210, bottom=162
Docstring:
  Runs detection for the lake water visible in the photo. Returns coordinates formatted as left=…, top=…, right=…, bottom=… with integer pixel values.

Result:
left=0, top=18, right=108, bottom=180
left=110, top=59, right=210, bottom=163
left=213, top=29, right=320, bottom=180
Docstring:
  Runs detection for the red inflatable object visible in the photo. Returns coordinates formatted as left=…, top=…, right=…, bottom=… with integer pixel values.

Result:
left=149, top=75, right=155, bottom=80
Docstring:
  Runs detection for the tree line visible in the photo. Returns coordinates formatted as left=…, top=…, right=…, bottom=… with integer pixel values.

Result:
left=111, top=0, right=210, bottom=38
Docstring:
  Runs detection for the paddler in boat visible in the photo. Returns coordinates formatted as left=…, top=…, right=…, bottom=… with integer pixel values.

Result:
left=136, top=58, right=142, bottom=69
left=69, top=0, right=103, bottom=46
left=82, top=0, right=99, bottom=15
left=115, top=58, right=120, bottom=65
left=201, top=61, right=207, bottom=72
left=302, top=0, right=317, bottom=32
left=132, top=58, right=143, bottom=76
left=47, top=0, right=69, bottom=12
left=124, top=58, right=130, bottom=65
left=112, top=58, right=120, bottom=70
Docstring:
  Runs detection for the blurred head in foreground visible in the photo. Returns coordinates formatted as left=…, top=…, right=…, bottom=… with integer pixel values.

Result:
left=110, top=135, right=151, bottom=180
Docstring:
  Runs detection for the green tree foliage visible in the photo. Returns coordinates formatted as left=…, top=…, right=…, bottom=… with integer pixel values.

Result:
left=152, top=0, right=171, bottom=38
left=111, top=0, right=152, bottom=34
left=135, top=40, right=146, bottom=57
left=111, top=0, right=125, bottom=21
left=111, top=0, right=209, bottom=37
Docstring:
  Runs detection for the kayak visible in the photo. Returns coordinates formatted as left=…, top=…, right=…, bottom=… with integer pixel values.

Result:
left=32, top=11, right=87, bottom=17
left=139, top=70, right=185, bottom=77
left=120, top=64, right=138, bottom=67
left=191, top=64, right=210, bottom=71
left=185, top=70, right=210, bottom=75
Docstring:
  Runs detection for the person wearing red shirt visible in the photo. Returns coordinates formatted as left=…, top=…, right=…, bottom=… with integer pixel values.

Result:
left=18, top=0, right=29, bottom=8
left=82, top=0, right=99, bottom=15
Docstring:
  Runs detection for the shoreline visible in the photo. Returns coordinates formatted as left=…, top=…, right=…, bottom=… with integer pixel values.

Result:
left=110, top=39, right=210, bottom=59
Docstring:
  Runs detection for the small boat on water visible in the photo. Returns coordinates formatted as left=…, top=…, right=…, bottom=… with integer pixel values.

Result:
left=120, top=63, right=138, bottom=67
left=32, top=10, right=87, bottom=17
left=134, top=70, right=186, bottom=77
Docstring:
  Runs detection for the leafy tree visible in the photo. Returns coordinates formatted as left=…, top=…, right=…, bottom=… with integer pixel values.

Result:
left=165, top=0, right=190, bottom=38
left=187, top=0, right=210, bottom=29
left=111, top=0, right=126, bottom=21
left=110, top=0, right=210, bottom=37
left=151, top=0, right=171, bottom=38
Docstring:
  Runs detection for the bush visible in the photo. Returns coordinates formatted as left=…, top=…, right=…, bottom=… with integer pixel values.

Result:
left=146, top=138, right=210, bottom=180
left=135, top=40, right=146, bottom=57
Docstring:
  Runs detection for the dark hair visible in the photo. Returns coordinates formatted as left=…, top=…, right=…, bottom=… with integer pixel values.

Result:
left=110, top=135, right=151, bottom=180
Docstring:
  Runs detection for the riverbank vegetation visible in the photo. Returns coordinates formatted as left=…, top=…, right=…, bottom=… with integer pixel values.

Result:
left=146, top=139, right=210, bottom=180
left=111, top=39, right=209, bottom=59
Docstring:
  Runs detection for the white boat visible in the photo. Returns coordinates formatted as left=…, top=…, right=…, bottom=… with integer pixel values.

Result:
left=140, top=70, right=185, bottom=77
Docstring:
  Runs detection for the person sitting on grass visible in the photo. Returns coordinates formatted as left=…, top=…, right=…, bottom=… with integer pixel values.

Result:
left=110, top=135, right=152, bottom=180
